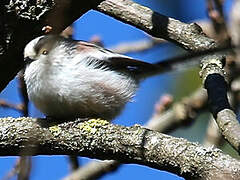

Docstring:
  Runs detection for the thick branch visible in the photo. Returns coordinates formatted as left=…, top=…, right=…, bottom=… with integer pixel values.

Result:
left=0, top=117, right=239, bottom=179
left=95, top=0, right=217, bottom=51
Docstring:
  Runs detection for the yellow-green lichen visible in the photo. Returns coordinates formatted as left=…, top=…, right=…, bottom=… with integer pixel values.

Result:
left=77, top=118, right=109, bottom=134
left=49, top=125, right=61, bottom=136
left=3, top=117, right=30, bottom=122
left=87, top=119, right=109, bottom=126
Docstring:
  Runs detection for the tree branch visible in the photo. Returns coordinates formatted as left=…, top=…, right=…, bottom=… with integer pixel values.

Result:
left=95, top=0, right=217, bottom=51
left=0, top=117, right=239, bottom=179
left=200, top=54, right=240, bottom=153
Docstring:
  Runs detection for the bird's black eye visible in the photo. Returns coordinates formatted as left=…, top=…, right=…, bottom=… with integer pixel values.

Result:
left=42, top=50, right=48, bottom=55
left=24, top=57, right=35, bottom=65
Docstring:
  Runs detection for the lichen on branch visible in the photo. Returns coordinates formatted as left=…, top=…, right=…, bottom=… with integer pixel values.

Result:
left=0, top=117, right=239, bottom=179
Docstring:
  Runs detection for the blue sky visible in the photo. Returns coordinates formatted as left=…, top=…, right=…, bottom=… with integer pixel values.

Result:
left=0, top=0, right=234, bottom=179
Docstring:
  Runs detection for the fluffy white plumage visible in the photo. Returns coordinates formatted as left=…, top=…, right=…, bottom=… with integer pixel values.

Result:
left=24, top=35, right=138, bottom=120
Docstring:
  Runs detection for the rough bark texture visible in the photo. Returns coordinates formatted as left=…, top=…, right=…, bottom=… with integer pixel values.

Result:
left=0, top=117, right=239, bottom=180
left=200, top=54, right=240, bottom=153
left=216, top=109, right=240, bottom=151
left=95, top=0, right=218, bottom=51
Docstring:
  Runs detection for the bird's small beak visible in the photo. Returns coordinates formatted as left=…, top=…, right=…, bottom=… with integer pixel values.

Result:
left=24, top=57, right=35, bottom=65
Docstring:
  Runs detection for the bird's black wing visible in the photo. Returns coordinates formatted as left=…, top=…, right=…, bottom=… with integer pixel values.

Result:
left=73, top=40, right=160, bottom=78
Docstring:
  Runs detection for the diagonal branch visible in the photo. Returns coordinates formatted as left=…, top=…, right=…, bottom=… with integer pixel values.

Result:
left=200, top=55, right=240, bottom=153
left=146, top=88, right=208, bottom=133
left=62, top=160, right=120, bottom=180
left=95, top=0, right=217, bottom=51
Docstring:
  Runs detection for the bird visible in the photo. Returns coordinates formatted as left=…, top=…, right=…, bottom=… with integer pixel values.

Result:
left=23, top=35, right=194, bottom=121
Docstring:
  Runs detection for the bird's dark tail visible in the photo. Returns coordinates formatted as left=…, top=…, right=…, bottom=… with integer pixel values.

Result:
left=136, top=55, right=201, bottom=79
left=137, top=49, right=227, bottom=79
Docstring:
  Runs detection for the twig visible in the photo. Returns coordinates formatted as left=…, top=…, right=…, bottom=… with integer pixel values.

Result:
left=203, top=116, right=224, bottom=147
left=230, top=0, right=240, bottom=65
left=1, top=156, right=31, bottom=180
left=68, top=156, right=79, bottom=171
left=110, top=38, right=165, bottom=54
left=0, top=100, right=23, bottom=112
left=61, top=26, right=73, bottom=39
left=206, top=0, right=230, bottom=43
left=17, top=157, right=31, bottom=180
left=62, top=160, right=120, bottom=180
left=1, top=72, right=31, bottom=180
left=89, top=35, right=104, bottom=47
left=1, top=158, right=20, bottom=180
left=18, top=70, right=31, bottom=180
left=17, top=70, right=29, bottom=117
left=153, top=94, right=173, bottom=114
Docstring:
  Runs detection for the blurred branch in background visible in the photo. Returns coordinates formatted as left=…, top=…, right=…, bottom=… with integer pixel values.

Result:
left=109, top=37, right=165, bottom=54
left=17, top=71, right=31, bottom=180
left=230, top=0, right=240, bottom=66
left=0, top=100, right=23, bottom=113
left=206, top=0, right=231, bottom=43
left=203, top=116, right=224, bottom=147
left=1, top=156, right=32, bottom=180
left=17, top=70, right=29, bottom=117
left=17, top=156, right=31, bottom=180
left=62, top=160, right=120, bottom=180
left=68, top=156, right=80, bottom=172
left=146, top=89, right=208, bottom=132
left=0, top=70, right=31, bottom=180
left=60, top=26, right=73, bottom=39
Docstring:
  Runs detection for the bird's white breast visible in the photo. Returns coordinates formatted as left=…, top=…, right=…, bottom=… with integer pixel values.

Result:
left=24, top=45, right=137, bottom=120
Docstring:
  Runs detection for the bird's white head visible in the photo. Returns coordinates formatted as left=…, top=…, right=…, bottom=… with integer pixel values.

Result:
left=24, top=36, right=45, bottom=61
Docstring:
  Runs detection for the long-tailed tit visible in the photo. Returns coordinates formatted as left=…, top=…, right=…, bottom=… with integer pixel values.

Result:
left=23, top=35, right=193, bottom=120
